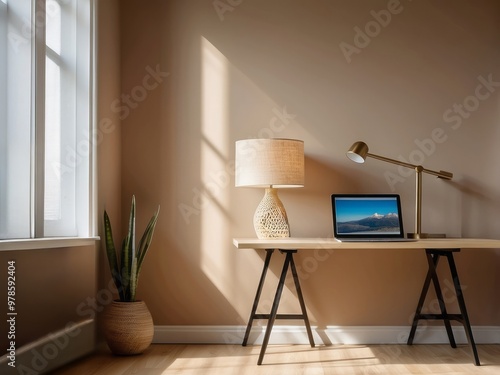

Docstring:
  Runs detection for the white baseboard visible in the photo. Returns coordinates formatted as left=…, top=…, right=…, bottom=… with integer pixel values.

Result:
left=0, top=319, right=95, bottom=375
left=153, top=325, right=500, bottom=345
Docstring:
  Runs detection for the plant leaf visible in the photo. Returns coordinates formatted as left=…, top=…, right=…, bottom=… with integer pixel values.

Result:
left=120, top=196, right=136, bottom=301
left=103, top=210, right=124, bottom=301
left=120, top=235, right=130, bottom=301
left=130, top=256, right=138, bottom=302
left=136, top=206, right=160, bottom=281
left=137, top=206, right=160, bottom=265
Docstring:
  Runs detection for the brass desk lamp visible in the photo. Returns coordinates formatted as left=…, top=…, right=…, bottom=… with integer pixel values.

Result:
left=346, top=141, right=453, bottom=239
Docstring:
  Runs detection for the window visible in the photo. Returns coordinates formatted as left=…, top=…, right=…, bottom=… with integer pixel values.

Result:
left=0, top=0, right=94, bottom=240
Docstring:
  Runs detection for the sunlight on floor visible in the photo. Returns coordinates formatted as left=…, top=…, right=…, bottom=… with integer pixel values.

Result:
left=51, top=344, right=500, bottom=375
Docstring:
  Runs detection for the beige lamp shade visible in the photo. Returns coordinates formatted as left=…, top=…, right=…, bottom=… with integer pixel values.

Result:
left=235, top=138, right=304, bottom=188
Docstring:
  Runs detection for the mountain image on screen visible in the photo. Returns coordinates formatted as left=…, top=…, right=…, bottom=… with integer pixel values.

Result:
left=338, top=213, right=399, bottom=233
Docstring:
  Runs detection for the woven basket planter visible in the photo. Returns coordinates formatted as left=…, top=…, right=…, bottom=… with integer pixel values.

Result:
left=101, top=300, right=154, bottom=355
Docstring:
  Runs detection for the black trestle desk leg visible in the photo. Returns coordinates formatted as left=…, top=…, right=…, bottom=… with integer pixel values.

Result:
left=408, top=251, right=456, bottom=347
left=408, top=253, right=437, bottom=345
left=408, top=249, right=479, bottom=366
left=446, top=252, right=480, bottom=366
left=257, top=251, right=292, bottom=365
left=428, top=251, right=457, bottom=348
left=289, top=252, right=315, bottom=348
left=242, top=249, right=274, bottom=347
left=243, top=249, right=314, bottom=365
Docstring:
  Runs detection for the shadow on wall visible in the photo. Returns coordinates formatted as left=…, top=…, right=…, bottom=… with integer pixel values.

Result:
left=449, top=177, right=500, bottom=238
left=282, top=156, right=373, bottom=238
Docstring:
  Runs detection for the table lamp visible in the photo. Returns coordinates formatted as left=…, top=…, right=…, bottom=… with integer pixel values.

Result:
left=235, top=138, right=304, bottom=239
left=346, top=141, right=453, bottom=239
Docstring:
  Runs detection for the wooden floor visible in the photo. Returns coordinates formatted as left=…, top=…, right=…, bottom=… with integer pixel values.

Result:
left=52, top=344, right=500, bottom=375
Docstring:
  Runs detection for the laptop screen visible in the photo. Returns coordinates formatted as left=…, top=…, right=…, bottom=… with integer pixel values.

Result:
left=331, top=194, right=405, bottom=239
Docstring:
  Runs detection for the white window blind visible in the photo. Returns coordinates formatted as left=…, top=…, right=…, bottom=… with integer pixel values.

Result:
left=0, top=0, right=94, bottom=240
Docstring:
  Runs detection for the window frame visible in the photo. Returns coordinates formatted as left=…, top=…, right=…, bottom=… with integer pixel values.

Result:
left=0, top=0, right=97, bottom=248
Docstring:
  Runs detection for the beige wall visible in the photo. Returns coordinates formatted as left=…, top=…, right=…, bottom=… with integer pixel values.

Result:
left=119, top=0, right=500, bottom=327
left=0, top=245, right=97, bottom=353
left=96, top=0, right=122, bottom=297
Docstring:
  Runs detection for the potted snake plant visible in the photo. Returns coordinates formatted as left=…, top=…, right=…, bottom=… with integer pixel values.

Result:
left=101, top=195, right=160, bottom=355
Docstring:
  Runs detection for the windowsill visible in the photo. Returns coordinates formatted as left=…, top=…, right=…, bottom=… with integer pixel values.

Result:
left=0, top=236, right=100, bottom=251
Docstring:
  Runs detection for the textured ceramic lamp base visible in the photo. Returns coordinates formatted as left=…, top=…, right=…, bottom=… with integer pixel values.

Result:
left=253, top=188, right=290, bottom=239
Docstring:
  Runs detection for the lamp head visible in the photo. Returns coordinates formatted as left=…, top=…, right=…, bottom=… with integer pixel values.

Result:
left=346, top=141, right=369, bottom=163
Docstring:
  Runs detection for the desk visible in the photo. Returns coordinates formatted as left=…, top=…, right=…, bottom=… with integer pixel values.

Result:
left=233, top=238, right=500, bottom=366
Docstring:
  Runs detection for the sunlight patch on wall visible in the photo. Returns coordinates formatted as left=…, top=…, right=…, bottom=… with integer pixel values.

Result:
left=198, top=37, right=312, bottom=322
left=199, top=37, right=234, bottom=310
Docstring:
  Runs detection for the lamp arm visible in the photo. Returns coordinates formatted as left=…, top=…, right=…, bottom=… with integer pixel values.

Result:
left=366, top=152, right=417, bottom=169
left=367, top=153, right=453, bottom=180
left=421, top=168, right=453, bottom=180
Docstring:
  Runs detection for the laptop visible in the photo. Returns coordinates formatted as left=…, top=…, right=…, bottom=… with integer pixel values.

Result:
left=331, top=194, right=415, bottom=242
